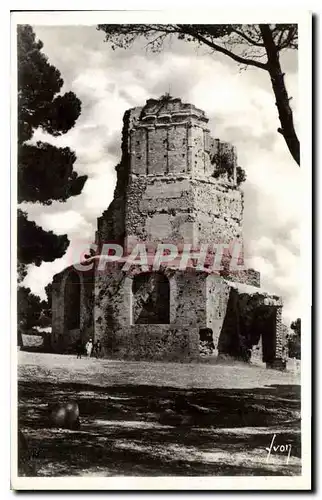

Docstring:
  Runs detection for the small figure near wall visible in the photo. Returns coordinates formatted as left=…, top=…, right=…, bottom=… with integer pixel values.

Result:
left=76, top=338, right=84, bottom=359
left=93, top=339, right=102, bottom=358
left=85, top=338, right=93, bottom=357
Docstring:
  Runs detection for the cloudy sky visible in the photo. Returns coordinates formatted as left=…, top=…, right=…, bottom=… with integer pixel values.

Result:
left=20, top=25, right=300, bottom=324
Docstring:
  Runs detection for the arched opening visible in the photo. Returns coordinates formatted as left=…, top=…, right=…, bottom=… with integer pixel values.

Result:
left=218, top=290, right=277, bottom=363
left=132, top=272, right=170, bottom=324
left=199, top=327, right=215, bottom=356
left=64, top=271, right=81, bottom=331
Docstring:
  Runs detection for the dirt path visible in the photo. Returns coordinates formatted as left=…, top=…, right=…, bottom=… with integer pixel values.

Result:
left=18, top=351, right=300, bottom=389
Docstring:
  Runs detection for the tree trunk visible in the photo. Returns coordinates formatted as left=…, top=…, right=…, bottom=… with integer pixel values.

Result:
left=260, top=24, right=300, bottom=166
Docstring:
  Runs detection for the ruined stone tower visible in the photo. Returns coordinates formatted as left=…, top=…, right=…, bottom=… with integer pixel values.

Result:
left=96, top=95, right=243, bottom=253
left=51, top=95, right=287, bottom=369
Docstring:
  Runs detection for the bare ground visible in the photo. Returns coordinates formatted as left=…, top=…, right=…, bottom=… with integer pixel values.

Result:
left=17, top=352, right=301, bottom=477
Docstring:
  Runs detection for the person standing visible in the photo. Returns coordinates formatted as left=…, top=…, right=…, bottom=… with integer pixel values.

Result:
left=94, top=339, right=102, bottom=358
left=85, top=338, right=93, bottom=358
left=76, top=338, right=83, bottom=359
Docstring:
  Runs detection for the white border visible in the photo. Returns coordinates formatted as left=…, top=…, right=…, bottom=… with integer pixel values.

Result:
left=298, top=11, right=312, bottom=490
left=11, top=9, right=308, bottom=25
left=9, top=8, right=312, bottom=492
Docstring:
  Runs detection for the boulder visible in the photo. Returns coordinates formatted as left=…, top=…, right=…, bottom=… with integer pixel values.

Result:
left=48, top=401, right=80, bottom=429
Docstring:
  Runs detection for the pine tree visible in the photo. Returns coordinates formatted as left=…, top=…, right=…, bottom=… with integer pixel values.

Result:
left=17, top=286, right=43, bottom=344
left=288, top=318, right=301, bottom=359
left=17, top=25, right=88, bottom=345
left=17, top=25, right=87, bottom=276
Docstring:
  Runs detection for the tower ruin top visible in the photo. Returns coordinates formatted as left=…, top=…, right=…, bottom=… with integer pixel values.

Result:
left=126, top=95, right=237, bottom=182
left=138, top=94, right=209, bottom=125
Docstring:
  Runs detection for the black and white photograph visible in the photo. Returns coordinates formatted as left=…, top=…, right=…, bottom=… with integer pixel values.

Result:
left=11, top=9, right=312, bottom=491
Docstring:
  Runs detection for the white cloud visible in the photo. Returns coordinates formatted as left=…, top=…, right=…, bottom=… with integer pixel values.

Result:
left=38, top=210, right=90, bottom=235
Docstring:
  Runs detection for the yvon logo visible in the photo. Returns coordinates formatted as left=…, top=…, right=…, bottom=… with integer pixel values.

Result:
left=265, top=434, right=292, bottom=464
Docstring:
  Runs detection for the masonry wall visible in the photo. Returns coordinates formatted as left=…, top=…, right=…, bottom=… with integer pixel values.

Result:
left=92, top=263, right=208, bottom=360
left=223, top=268, right=261, bottom=288
left=251, top=335, right=264, bottom=364
left=206, top=274, right=231, bottom=352
left=126, top=175, right=197, bottom=245
left=192, top=179, right=243, bottom=246
left=174, top=270, right=208, bottom=327
left=109, top=325, right=200, bottom=361
left=266, top=306, right=287, bottom=369
left=51, top=259, right=284, bottom=364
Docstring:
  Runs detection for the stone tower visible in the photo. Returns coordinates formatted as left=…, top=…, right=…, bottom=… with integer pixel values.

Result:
left=96, top=95, right=243, bottom=255
left=52, top=95, right=286, bottom=369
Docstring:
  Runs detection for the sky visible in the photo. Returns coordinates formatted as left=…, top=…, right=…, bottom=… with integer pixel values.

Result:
left=20, top=25, right=300, bottom=324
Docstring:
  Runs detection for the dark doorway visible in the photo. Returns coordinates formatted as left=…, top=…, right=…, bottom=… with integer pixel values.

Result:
left=199, top=328, right=215, bottom=356
left=259, top=307, right=277, bottom=363
left=64, top=271, right=81, bottom=330
left=132, top=272, right=170, bottom=324
left=217, top=288, right=241, bottom=358
left=218, top=290, right=277, bottom=363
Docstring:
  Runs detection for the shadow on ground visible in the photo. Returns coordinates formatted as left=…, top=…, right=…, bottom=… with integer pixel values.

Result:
left=18, top=381, right=301, bottom=477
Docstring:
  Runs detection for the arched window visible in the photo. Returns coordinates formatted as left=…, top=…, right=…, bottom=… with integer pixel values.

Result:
left=132, top=272, right=170, bottom=324
left=64, top=271, right=81, bottom=330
